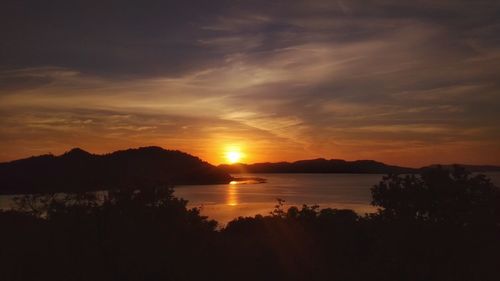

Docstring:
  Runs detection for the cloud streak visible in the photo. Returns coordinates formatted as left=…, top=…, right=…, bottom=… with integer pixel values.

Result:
left=1, top=0, right=499, bottom=166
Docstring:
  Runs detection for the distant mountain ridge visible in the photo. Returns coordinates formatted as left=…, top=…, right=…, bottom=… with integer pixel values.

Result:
left=2, top=148, right=499, bottom=195
left=0, top=147, right=232, bottom=195
left=219, top=159, right=500, bottom=174
left=219, top=158, right=417, bottom=174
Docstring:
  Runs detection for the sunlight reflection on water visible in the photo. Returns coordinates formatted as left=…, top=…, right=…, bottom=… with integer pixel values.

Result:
left=175, top=173, right=383, bottom=226
left=1, top=172, right=499, bottom=227
left=175, top=172, right=500, bottom=226
left=226, top=184, right=238, bottom=206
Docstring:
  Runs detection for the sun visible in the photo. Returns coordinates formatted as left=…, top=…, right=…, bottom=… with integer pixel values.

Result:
left=225, top=150, right=243, bottom=164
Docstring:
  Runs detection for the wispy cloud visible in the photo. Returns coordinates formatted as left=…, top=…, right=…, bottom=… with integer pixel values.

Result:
left=1, top=0, right=499, bottom=166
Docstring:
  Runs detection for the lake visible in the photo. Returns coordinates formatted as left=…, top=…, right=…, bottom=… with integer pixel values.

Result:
left=176, top=173, right=378, bottom=225
left=175, top=172, right=500, bottom=225
left=2, top=172, right=500, bottom=226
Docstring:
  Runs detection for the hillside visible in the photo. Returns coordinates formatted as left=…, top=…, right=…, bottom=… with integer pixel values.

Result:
left=0, top=147, right=232, bottom=195
left=219, top=158, right=417, bottom=174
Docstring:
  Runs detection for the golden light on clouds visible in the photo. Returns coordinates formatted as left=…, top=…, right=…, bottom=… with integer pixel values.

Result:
left=1, top=1, right=500, bottom=167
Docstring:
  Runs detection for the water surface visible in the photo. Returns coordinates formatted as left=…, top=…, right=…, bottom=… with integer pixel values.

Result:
left=175, top=173, right=382, bottom=225
left=2, top=172, right=499, bottom=226
left=175, top=172, right=500, bottom=225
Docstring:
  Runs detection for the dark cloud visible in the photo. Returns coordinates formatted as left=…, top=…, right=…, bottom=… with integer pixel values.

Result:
left=1, top=0, right=230, bottom=77
left=2, top=0, right=499, bottom=77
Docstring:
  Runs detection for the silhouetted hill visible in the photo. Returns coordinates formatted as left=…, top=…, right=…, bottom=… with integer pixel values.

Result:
left=219, top=158, right=417, bottom=174
left=0, top=147, right=232, bottom=195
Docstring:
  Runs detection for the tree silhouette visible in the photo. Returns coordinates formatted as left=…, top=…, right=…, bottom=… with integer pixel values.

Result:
left=371, top=165, right=500, bottom=225
left=1, top=166, right=499, bottom=281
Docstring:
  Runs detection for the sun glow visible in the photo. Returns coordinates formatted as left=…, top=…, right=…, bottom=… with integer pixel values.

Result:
left=225, top=150, right=243, bottom=164
left=223, top=145, right=246, bottom=164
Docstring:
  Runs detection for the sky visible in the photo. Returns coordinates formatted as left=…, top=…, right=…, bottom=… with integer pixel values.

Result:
left=1, top=0, right=500, bottom=167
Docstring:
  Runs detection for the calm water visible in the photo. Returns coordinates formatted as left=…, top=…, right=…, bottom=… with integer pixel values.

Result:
left=175, top=173, right=382, bottom=225
left=175, top=172, right=500, bottom=225
left=2, top=172, right=500, bottom=226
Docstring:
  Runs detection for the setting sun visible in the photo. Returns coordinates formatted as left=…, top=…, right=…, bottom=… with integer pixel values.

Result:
left=225, top=150, right=243, bottom=164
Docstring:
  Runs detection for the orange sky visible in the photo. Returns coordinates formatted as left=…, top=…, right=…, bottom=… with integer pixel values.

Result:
left=1, top=1, right=500, bottom=167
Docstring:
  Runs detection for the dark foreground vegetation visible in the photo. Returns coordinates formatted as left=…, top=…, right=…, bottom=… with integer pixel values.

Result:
left=1, top=166, right=499, bottom=281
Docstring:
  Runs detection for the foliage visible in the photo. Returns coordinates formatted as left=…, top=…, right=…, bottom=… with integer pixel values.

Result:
left=1, top=167, right=499, bottom=281
left=371, top=165, right=500, bottom=226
